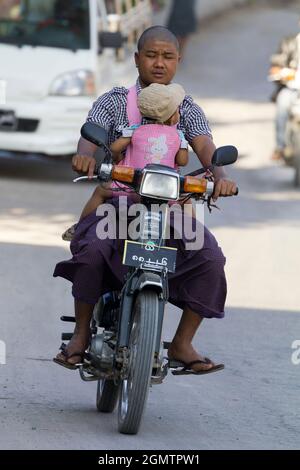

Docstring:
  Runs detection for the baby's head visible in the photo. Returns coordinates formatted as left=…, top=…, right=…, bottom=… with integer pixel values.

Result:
left=137, top=83, right=185, bottom=125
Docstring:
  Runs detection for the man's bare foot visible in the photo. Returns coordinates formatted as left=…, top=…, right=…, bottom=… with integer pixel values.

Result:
left=168, top=341, right=215, bottom=372
left=55, top=331, right=90, bottom=366
left=271, top=148, right=284, bottom=161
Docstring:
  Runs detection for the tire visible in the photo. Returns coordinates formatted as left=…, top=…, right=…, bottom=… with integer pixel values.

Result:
left=284, top=123, right=295, bottom=167
left=118, top=289, right=159, bottom=435
left=295, top=156, right=300, bottom=187
left=293, top=129, right=300, bottom=187
left=96, top=379, right=119, bottom=413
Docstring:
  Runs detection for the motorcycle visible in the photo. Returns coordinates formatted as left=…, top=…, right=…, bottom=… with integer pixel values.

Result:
left=59, top=122, right=238, bottom=435
left=268, top=66, right=300, bottom=187
left=286, top=97, right=300, bottom=187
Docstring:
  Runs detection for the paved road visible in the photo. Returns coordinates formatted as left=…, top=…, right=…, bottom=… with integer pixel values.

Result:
left=1, top=1, right=300, bottom=450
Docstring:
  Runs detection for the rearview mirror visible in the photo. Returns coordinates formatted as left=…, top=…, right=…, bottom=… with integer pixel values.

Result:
left=81, top=122, right=108, bottom=147
left=211, top=146, right=238, bottom=167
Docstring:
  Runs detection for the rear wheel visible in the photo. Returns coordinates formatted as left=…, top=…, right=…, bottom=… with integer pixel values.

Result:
left=295, top=156, right=300, bottom=187
left=293, top=128, right=300, bottom=187
left=96, top=379, right=119, bottom=413
left=118, top=289, right=159, bottom=434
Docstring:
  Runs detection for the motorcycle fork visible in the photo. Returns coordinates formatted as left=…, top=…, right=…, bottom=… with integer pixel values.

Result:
left=116, top=269, right=167, bottom=366
left=116, top=201, right=169, bottom=369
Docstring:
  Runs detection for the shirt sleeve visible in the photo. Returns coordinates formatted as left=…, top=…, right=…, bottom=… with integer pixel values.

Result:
left=86, top=91, right=114, bottom=130
left=184, top=97, right=213, bottom=143
left=178, top=130, right=189, bottom=149
left=122, top=124, right=140, bottom=137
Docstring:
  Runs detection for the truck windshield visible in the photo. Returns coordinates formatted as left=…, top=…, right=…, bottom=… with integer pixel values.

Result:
left=0, top=0, right=90, bottom=50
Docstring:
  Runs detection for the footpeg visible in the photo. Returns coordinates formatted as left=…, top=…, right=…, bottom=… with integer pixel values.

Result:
left=167, top=359, right=185, bottom=369
left=61, top=333, right=73, bottom=341
left=60, top=316, right=76, bottom=323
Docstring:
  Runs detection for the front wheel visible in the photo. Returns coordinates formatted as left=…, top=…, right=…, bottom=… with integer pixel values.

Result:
left=118, top=289, right=159, bottom=434
left=293, top=129, right=300, bottom=187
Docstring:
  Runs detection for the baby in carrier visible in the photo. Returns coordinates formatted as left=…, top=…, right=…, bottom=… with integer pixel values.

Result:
left=62, top=83, right=189, bottom=241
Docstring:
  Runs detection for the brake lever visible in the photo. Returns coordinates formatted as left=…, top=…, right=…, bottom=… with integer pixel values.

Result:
left=73, top=160, right=113, bottom=183
left=73, top=175, right=98, bottom=183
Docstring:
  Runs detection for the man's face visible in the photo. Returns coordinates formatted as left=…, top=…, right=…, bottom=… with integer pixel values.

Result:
left=135, top=39, right=180, bottom=87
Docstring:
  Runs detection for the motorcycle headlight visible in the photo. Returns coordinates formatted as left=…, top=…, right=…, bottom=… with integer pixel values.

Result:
left=140, top=171, right=180, bottom=200
left=49, top=70, right=96, bottom=97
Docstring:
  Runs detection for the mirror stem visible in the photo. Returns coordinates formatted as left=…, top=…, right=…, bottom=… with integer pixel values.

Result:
left=187, top=165, right=214, bottom=177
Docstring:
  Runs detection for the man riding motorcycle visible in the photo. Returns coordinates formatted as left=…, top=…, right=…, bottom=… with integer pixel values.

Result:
left=53, top=26, right=237, bottom=374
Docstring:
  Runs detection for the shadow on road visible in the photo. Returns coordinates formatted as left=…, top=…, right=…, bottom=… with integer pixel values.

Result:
left=0, top=156, right=75, bottom=183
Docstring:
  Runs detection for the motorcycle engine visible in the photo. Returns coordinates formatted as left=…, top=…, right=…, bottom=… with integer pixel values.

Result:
left=93, top=291, right=120, bottom=328
left=89, top=331, right=115, bottom=371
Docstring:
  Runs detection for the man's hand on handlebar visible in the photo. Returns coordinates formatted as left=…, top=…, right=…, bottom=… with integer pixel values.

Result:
left=72, top=154, right=97, bottom=179
left=213, top=178, right=237, bottom=202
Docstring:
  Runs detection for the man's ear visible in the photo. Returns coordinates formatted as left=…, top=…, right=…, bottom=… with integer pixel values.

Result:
left=134, top=52, right=139, bottom=68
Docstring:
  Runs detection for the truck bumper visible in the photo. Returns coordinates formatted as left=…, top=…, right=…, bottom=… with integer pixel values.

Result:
left=0, top=96, right=93, bottom=156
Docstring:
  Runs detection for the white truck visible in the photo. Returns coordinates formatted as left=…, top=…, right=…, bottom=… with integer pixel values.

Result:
left=0, top=0, right=152, bottom=157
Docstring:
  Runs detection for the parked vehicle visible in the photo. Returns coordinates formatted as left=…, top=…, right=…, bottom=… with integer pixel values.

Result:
left=0, top=0, right=151, bottom=158
left=268, top=66, right=300, bottom=187
left=286, top=98, right=300, bottom=187
left=58, top=122, right=239, bottom=435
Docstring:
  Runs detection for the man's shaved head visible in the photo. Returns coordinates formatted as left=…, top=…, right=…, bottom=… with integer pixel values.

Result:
left=137, top=26, right=179, bottom=52
left=135, top=26, right=180, bottom=87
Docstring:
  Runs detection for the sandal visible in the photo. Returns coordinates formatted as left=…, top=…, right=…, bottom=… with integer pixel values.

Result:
left=169, top=357, right=224, bottom=376
left=53, top=343, right=87, bottom=370
left=61, top=223, right=77, bottom=242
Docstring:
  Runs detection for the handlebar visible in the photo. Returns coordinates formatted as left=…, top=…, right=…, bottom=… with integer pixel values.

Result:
left=73, top=164, right=239, bottom=197
left=213, top=187, right=239, bottom=197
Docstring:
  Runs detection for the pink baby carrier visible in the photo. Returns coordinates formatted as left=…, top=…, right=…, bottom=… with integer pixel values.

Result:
left=111, top=86, right=181, bottom=195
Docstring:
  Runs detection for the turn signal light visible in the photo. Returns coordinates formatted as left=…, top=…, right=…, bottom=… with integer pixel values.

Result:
left=183, top=176, right=207, bottom=193
left=112, top=165, right=135, bottom=183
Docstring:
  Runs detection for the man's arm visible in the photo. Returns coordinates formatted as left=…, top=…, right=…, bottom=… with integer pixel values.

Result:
left=72, top=90, right=115, bottom=178
left=184, top=97, right=237, bottom=200
left=72, top=137, right=98, bottom=179
left=270, top=36, right=297, bottom=68
left=175, top=148, right=189, bottom=166
left=110, top=137, right=131, bottom=163
left=77, top=136, right=98, bottom=157
left=191, top=135, right=237, bottom=201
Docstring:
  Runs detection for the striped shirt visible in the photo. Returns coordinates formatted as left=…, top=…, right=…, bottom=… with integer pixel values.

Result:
left=87, top=79, right=212, bottom=146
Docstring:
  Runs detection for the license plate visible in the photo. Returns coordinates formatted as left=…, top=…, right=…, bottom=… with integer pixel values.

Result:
left=0, top=110, right=17, bottom=131
left=123, top=240, right=177, bottom=272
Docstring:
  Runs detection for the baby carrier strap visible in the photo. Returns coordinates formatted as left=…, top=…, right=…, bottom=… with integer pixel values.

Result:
left=126, top=85, right=142, bottom=126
